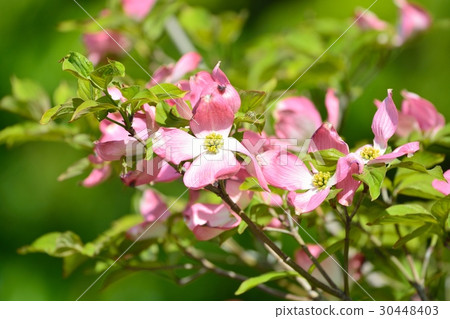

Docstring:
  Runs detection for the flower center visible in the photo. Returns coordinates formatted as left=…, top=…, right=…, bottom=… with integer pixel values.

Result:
left=204, top=132, right=224, bottom=154
left=360, top=146, right=380, bottom=160
left=312, top=171, right=331, bottom=189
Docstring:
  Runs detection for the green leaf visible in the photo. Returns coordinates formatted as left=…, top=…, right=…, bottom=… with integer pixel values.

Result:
left=389, top=160, right=443, bottom=179
left=77, top=78, right=99, bottom=101
left=63, top=253, right=88, bottom=277
left=386, top=204, right=432, bottom=216
left=70, top=99, right=116, bottom=122
left=57, top=157, right=91, bottom=182
left=53, top=81, right=74, bottom=105
left=431, top=196, right=450, bottom=227
left=393, top=223, right=434, bottom=249
left=40, top=98, right=81, bottom=124
left=239, top=90, right=266, bottom=113
left=0, top=77, right=51, bottom=121
left=394, top=172, right=444, bottom=200
left=234, top=111, right=266, bottom=133
left=354, top=165, right=387, bottom=200
left=149, top=83, right=186, bottom=100
left=235, top=271, right=297, bottom=295
left=90, top=60, right=125, bottom=89
left=18, top=231, right=84, bottom=257
left=61, top=52, right=94, bottom=79
left=369, top=214, right=438, bottom=226
left=155, top=101, right=189, bottom=127
left=0, top=122, right=92, bottom=149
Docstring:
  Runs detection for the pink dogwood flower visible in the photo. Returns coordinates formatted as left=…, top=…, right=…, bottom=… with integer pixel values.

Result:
left=308, top=123, right=364, bottom=207
left=83, top=31, right=130, bottom=65
left=274, top=89, right=340, bottom=146
left=81, top=154, right=112, bottom=187
left=261, top=149, right=337, bottom=214
left=397, top=90, right=445, bottom=137
left=122, top=0, right=156, bottom=21
left=153, top=93, right=268, bottom=190
left=150, top=52, right=202, bottom=86
left=189, top=62, right=241, bottom=113
left=184, top=203, right=241, bottom=241
left=335, top=90, right=420, bottom=206
left=356, top=9, right=388, bottom=31
left=126, top=189, right=169, bottom=240
left=432, top=170, right=450, bottom=196
left=95, top=89, right=179, bottom=185
left=395, top=0, right=431, bottom=45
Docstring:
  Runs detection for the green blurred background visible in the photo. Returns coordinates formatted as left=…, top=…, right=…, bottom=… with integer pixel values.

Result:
left=0, top=0, right=449, bottom=300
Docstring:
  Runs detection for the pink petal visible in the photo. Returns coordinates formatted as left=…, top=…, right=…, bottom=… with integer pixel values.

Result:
left=152, top=128, right=199, bottom=165
left=140, top=189, right=170, bottom=222
left=432, top=170, right=450, bottom=196
left=226, top=178, right=253, bottom=209
left=95, top=140, right=127, bottom=161
left=155, top=161, right=180, bottom=182
left=122, top=0, right=156, bottom=21
left=325, top=89, right=340, bottom=129
left=356, top=9, right=388, bottom=31
left=336, top=154, right=364, bottom=206
left=126, top=221, right=167, bottom=241
left=183, top=150, right=240, bottom=189
left=369, top=141, right=420, bottom=164
left=261, top=150, right=313, bottom=191
left=107, top=87, right=126, bottom=103
left=288, top=188, right=330, bottom=214
left=121, top=157, right=179, bottom=186
left=401, top=90, right=444, bottom=133
left=184, top=203, right=241, bottom=240
left=227, top=137, right=269, bottom=191
left=260, top=192, right=284, bottom=207
left=395, top=0, right=431, bottom=44
left=274, top=97, right=322, bottom=142
left=190, top=94, right=234, bottom=138
left=372, top=89, right=398, bottom=151
left=396, top=113, right=420, bottom=137
left=242, top=130, right=271, bottom=155
left=83, top=31, right=129, bottom=65
left=309, top=123, right=349, bottom=155
left=211, top=62, right=241, bottom=113
left=171, top=52, right=202, bottom=83
left=82, top=165, right=112, bottom=187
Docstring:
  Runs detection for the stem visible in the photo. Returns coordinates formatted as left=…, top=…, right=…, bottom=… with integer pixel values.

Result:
left=421, top=235, right=437, bottom=284
left=395, top=224, right=428, bottom=301
left=343, top=208, right=351, bottom=297
left=283, top=210, right=339, bottom=290
left=206, top=183, right=350, bottom=300
left=342, top=187, right=367, bottom=296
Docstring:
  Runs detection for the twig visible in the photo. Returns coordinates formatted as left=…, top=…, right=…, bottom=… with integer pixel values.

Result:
left=421, top=235, right=437, bottom=284
left=206, top=183, right=350, bottom=300
left=183, top=247, right=308, bottom=301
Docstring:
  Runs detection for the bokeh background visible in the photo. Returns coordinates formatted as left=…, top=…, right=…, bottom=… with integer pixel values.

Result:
left=0, top=0, right=449, bottom=300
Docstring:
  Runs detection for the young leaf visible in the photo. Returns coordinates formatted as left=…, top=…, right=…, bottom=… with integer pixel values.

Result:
left=61, top=52, right=94, bottom=79
left=393, top=223, right=434, bottom=249
left=239, top=90, right=266, bottom=113
left=386, top=204, right=432, bottom=216
left=57, top=157, right=91, bottom=182
left=369, top=214, right=438, bottom=226
left=431, top=196, right=450, bottom=227
left=354, top=165, right=386, bottom=200
left=155, top=101, right=189, bottom=127
left=149, top=83, right=186, bottom=100
left=90, top=60, right=126, bottom=89
left=40, top=98, right=81, bottom=124
left=18, top=231, right=84, bottom=257
left=235, top=271, right=297, bottom=295
left=70, top=99, right=116, bottom=122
